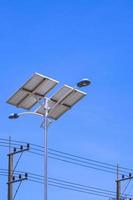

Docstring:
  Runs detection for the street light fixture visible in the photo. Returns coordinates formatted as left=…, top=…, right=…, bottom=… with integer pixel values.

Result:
left=8, top=113, right=19, bottom=119
left=8, top=112, right=43, bottom=119
left=77, top=78, right=91, bottom=88
left=7, top=73, right=91, bottom=200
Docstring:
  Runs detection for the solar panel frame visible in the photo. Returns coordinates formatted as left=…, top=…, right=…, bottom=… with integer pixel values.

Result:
left=36, top=85, right=86, bottom=120
left=7, top=73, right=59, bottom=110
left=51, top=85, right=86, bottom=108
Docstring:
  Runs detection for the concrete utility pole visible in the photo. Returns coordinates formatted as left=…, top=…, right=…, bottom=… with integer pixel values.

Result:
left=7, top=144, right=30, bottom=200
left=116, top=164, right=133, bottom=200
left=116, top=165, right=121, bottom=200
left=8, top=153, right=13, bottom=200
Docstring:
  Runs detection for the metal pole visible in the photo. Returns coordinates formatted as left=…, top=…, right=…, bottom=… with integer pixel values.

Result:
left=117, top=180, right=121, bottom=200
left=116, top=164, right=121, bottom=200
left=44, top=98, right=49, bottom=200
left=8, top=154, right=13, bottom=200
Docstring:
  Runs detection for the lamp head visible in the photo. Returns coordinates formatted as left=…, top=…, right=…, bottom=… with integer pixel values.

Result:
left=77, top=79, right=91, bottom=88
left=8, top=113, right=19, bottom=119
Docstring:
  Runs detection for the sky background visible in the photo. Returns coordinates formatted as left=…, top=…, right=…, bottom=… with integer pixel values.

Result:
left=0, top=0, right=133, bottom=199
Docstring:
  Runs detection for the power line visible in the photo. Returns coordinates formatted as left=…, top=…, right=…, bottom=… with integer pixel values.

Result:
left=1, top=138, right=131, bottom=173
left=0, top=143, right=119, bottom=175
left=0, top=141, right=131, bottom=176
left=0, top=169, right=132, bottom=199
left=0, top=139, right=118, bottom=168
left=29, top=177, right=132, bottom=199
left=0, top=138, right=132, bottom=175
left=48, top=182, right=115, bottom=198
left=48, top=155, right=116, bottom=174
left=13, top=181, right=22, bottom=200
left=0, top=172, right=117, bottom=199
left=1, top=138, right=133, bottom=199
left=0, top=170, right=116, bottom=194
left=122, top=180, right=132, bottom=195
left=48, top=183, right=114, bottom=198
left=49, top=177, right=116, bottom=195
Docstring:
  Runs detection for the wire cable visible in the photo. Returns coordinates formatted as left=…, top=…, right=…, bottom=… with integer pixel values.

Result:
left=122, top=179, right=132, bottom=196
left=13, top=152, right=23, bottom=175
left=13, top=181, right=22, bottom=200
left=0, top=139, right=133, bottom=177
left=0, top=170, right=133, bottom=198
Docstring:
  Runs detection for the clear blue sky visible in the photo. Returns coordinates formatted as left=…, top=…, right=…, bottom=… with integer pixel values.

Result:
left=0, top=0, right=133, bottom=199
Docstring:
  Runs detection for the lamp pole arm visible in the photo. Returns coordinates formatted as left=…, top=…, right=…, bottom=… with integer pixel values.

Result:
left=18, top=112, right=43, bottom=117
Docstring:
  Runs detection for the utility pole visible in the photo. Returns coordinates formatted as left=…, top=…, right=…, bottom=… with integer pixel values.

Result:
left=7, top=143, right=30, bottom=200
left=116, top=165, right=133, bottom=200
left=8, top=137, right=13, bottom=200
left=8, top=153, right=13, bottom=200
left=116, top=164, right=121, bottom=200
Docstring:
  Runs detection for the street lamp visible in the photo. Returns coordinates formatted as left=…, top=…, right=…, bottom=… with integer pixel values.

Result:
left=8, top=113, right=19, bottom=119
left=8, top=112, right=43, bottom=119
left=77, top=78, right=91, bottom=88
left=7, top=73, right=91, bottom=200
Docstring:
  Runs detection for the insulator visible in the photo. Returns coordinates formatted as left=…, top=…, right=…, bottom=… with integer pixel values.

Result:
left=25, top=173, right=28, bottom=178
left=129, top=173, right=132, bottom=177
left=13, top=147, right=16, bottom=152
left=20, top=145, right=23, bottom=150
left=122, top=174, right=124, bottom=179
left=19, top=174, right=22, bottom=179
left=27, top=143, right=30, bottom=149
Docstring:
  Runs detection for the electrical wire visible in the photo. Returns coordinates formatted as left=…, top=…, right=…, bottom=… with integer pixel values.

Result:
left=28, top=177, right=115, bottom=199
left=48, top=155, right=116, bottom=174
left=122, top=179, right=132, bottom=196
left=0, top=139, right=128, bottom=170
left=0, top=142, right=129, bottom=176
left=49, top=181, right=115, bottom=198
left=48, top=183, right=114, bottom=198
left=0, top=169, right=132, bottom=197
left=0, top=138, right=118, bottom=166
left=1, top=138, right=133, bottom=197
left=0, top=170, right=116, bottom=195
left=0, top=169, right=132, bottom=199
left=1, top=138, right=133, bottom=199
left=28, top=150, right=115, bottom=175
left=0, top=139, right=127, bottom=169
left=1, top=142, right=117, bottom=175
left=1, top=138, right=131, bottom=173
left=13, top=181, right=22, bottom=200
left=13, top=152, right=23, bottom=174
left=0, top=142, right=124, bottom=175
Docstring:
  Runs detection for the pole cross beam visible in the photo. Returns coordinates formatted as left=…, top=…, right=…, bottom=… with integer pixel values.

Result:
left=7, top=176, right=28, bottom=184
left=8, top=145, right=30, bottom=156
left=116, top=176, right=133, bottom=182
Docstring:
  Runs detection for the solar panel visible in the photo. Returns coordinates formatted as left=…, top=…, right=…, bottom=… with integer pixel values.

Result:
left=36, top=85, right=86, bottom=120
left=7, top=73, right=59, bottom=110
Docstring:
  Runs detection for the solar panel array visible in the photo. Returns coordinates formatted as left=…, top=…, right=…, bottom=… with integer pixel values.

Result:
left=7, top=73, right=86, bottom=120
left=7, top=73, right=58, bottom=110
left=36, top=85, right=86, bottom=120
